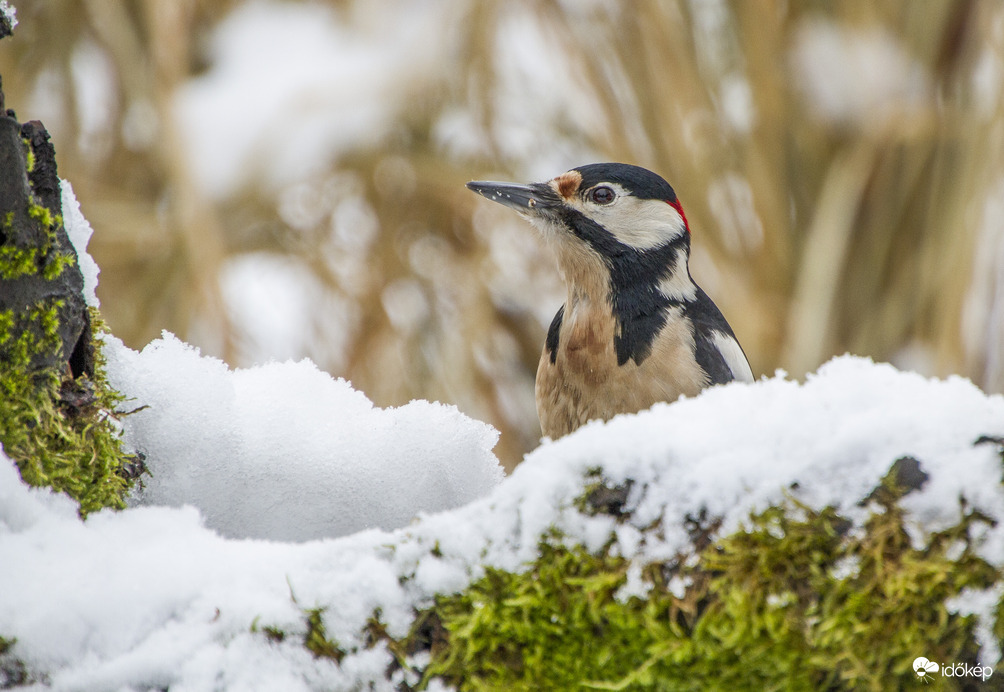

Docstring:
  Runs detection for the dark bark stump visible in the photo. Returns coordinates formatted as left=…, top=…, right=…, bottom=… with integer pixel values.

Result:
left=0, top=76, right=93, bottom=379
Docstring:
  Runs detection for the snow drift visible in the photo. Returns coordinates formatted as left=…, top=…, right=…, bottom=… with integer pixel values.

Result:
left=65, top=180, right=505, bottom=542
left=2, top=355, right=1003, bottom=689
left=104, top=332, right=503, bottom=541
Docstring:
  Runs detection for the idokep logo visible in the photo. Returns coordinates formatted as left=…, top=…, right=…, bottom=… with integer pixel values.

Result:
left=913, top=656, right=994, bottom=683
left=913, top=657, right=938, bottom=681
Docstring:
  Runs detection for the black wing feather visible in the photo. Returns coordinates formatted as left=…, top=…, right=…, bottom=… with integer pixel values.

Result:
left=684, top=286, right=744, bottom=385
left=546, top=305, right=564, bottom=364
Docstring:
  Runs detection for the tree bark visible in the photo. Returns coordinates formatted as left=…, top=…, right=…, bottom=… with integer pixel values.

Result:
left=0, top=76, right=92, bottom=379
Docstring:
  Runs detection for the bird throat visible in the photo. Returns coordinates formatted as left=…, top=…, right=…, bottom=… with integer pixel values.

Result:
left=553, top=240, right=689, bottom=368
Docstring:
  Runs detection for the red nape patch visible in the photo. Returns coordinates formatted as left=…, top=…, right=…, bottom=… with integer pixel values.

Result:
left=667, top=199, right=690, bottom=234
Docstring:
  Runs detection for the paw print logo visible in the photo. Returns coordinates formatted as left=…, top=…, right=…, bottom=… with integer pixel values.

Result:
left=913, top=657, right=939, bottom=683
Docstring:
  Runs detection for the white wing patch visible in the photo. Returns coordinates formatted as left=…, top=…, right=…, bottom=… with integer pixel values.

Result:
left=711, top=330, right=754, bottom=383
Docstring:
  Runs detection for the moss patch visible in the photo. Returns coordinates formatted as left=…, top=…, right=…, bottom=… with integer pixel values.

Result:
left=0, top=192, right=73, bottom=282
left=303, top=606, right=347, bottom=663
left=0, top=307, right=137, bottom=516
left=360, top=462, right=1002, bottom=691
left=21, top=136, right=35, bottom=173
left=242, top=456, right=1004, bottom=690
left=0, top=636, right=30, bottom=688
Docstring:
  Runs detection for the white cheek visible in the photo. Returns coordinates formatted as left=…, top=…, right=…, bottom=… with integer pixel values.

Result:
left=595, top=198, right=687, bottom=250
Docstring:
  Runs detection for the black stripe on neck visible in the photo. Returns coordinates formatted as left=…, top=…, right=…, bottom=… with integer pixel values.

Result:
left=563, top=210, right=691, bottom=366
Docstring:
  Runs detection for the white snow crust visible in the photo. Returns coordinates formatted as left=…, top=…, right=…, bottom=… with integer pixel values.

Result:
left=103, top=332, right=504, bottom=542
left=3, top=352, right=1003, bottom=688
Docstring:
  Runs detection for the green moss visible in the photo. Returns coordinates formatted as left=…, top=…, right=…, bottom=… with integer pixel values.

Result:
left=250, top=617, right=287, bottom=644
left=1, top=144, right=134, bottom=515
left=259, top=584, right=348, bottom=661
left=26, top=198, right=58, bottom=229
left=395, top=472, right=1000, bottom=691
left=263, top=625, right=286, bottom=643
left=0, top=245, right=40, bottom=280
left=0, top=196, right=74, bottom=281
left=423, top=540, right=641, bottom=690
left=303, top=607, right=346, bottom=662
left=0, top=306, right=136, bottom=516
left=0, top=301, right=62, bottom=376
left=42, top=248, right=74, bottom=281
left=0, top=635, right=29, bottom=688
left=21, top=136, right=34, bottom=173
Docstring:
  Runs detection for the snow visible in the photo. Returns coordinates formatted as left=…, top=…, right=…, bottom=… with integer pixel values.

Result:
left=3, top=355, right=1004, bottom=688
left=60, top=181, right=100, bottom=307
left=718, top=73, right=755, bottom=134
left=0, top=1, right=15, bottom=31
left=58, top=178, right=504, bottom=543
left=68, top=40, right=117, bottom=162
left=103, top=334, right=504, bottom=542
left=488, top=5, right=605, bottom=178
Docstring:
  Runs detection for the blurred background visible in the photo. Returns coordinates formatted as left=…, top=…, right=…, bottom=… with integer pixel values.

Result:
left=1, top=0, right=1002, bottom=470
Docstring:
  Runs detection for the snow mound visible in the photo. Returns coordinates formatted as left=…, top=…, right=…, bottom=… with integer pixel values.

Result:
left=103, top=332, right=503, bottom=541
left=2, top=357, right=1003, bottom=689
left=56, top=175, right=504, bottom=542
left=60, top=180, right=100, bottom=307
left=0, top=2, right=16, bottom=34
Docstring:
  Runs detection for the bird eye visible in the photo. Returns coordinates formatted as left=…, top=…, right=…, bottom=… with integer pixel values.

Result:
left=589, top=186, right=616, bottom=205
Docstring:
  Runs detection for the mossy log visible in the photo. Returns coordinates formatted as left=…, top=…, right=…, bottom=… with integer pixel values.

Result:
left=0, top=76, right=137, bottom=516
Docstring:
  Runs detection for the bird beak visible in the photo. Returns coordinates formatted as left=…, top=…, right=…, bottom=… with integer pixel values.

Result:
left=466, top=180, right=557, bottom=214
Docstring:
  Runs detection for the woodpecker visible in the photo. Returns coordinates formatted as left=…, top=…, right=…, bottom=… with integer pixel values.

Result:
left=467, top=163, right=753, bottom=439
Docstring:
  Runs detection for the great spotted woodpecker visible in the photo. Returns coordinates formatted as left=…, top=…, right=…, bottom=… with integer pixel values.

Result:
left=468, top=163, right=753, bottom=439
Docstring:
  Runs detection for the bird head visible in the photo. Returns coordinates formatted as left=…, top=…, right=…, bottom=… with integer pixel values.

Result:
left=467, top=163, right=693, bottom=301
left=467, top=163, right=752, bottom=420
